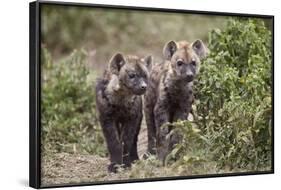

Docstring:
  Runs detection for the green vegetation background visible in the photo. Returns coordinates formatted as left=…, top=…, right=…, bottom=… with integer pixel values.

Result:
left=41, top=4, right=272, bottom=179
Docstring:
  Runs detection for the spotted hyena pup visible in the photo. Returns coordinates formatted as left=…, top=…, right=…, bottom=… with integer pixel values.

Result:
left=144, top=40, right=207, bottom=161
left=96, top=53, right=152, bottom=172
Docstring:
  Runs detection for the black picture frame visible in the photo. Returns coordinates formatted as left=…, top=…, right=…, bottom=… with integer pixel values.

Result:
left=29, top=1, right=274, bottom=188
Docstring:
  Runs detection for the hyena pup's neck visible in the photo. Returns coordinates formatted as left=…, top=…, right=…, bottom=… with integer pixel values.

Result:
left=105, top=74, right=135, bottom=105
left=163, top=69, right=194, bottom=93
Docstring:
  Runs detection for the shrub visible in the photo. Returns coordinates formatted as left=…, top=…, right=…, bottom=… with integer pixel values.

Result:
left=41, top=48, right=106, bottom=156
left=167, top=18, right=272, bottom=173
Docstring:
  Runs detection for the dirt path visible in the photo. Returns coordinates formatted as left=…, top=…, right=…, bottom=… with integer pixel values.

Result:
left=42, top=152, right=146, bottom=186
left=41, top=121, right=149, bottom=186
left=42, top=153, right=107, bottom=186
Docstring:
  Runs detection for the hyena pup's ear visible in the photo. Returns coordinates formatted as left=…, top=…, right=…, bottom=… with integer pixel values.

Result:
left=163, top=41, right=177, bottom=60
left=109, top=53, right=126, bottom=75
left=192, top=39, right=208, bottom=59
left=143, top=55, right=153, bottom=72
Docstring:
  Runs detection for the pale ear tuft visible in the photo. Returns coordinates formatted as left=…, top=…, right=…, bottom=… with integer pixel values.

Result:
left=109, top=53, right=125, bottom=75
left=192, top=39, right=208, bottom=59
left=163, top=41, right=177, bottom=60
left=143, top=55, right=153, bottom=71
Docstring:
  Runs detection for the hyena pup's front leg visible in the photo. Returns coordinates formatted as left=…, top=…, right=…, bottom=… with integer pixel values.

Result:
left=129, top=113, right=142, bottom=162
left=122, top=119, right=139, bottom=167
left=154, top=102, right=170, bottom=162
left=100, top=119, right=122, bottom=173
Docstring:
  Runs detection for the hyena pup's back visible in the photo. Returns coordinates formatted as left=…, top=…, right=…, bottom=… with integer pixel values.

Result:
left=144, top=40, right=208, bottom=161
left=96, top=53, right=152, bottom=172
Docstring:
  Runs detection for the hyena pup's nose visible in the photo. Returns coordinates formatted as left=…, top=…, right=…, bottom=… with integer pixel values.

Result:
left=141, top=82, right=147, bottom=90
left=186, top=71, right=194, bottom=81
left=187, top=73, right=193, bottom=78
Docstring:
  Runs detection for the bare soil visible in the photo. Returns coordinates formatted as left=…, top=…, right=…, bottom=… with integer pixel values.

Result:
left=41, top=122, right=149, bottom=186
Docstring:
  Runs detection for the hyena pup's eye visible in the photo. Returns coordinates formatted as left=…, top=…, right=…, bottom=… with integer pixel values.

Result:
left=177, top=60, right=184, bottom=66
left=129, top=73, right=136, bottom=79
left=191, top=59, right=196, bottom=66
